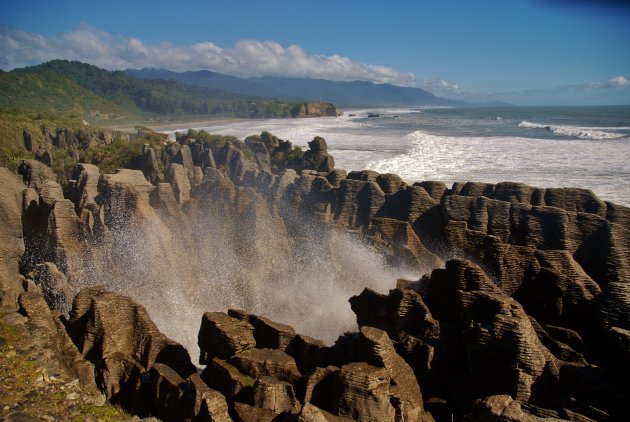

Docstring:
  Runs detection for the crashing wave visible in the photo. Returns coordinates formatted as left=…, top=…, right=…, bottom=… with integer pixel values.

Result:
left=517, top=120, right=627, bottom=140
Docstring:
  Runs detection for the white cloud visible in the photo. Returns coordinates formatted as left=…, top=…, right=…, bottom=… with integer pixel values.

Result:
left=0, top=24, right=417, bottom=86
left=418, top=78, right=460, bottom=95
left=607, top=75, right=630, bottom=88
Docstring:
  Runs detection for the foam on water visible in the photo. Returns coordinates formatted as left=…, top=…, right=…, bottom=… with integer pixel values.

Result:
left=366, top=130, right=630, bottom=206
left=162, top=111, right=630, bottom=206
left=517, top=120, right=628, bottom=140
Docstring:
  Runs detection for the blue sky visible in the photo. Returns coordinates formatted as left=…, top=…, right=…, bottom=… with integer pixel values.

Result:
left=1, top=0, right=629, bottom=105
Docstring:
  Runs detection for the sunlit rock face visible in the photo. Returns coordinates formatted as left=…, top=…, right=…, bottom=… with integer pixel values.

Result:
left=2, top=130, right=629, bottom=421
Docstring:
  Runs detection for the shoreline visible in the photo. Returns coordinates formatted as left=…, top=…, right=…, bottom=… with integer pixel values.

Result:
left=103, top=117, right=254, bottom=132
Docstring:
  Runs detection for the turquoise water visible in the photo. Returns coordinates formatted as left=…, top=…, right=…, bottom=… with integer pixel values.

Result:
left=164, top=106, right=630, bottom=206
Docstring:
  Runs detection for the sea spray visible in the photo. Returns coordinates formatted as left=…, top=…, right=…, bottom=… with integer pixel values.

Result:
left=67, top=180, right=419, bottom=364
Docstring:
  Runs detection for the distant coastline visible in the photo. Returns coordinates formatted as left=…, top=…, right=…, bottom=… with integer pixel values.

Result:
left=108, top=117, right=252, bottom=132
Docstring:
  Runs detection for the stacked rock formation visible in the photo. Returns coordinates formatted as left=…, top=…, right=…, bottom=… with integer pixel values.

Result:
left=1, top=129, right=628, bottom=421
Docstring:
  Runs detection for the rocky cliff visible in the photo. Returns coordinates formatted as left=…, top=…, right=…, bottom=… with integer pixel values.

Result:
left=0, top=128, right=628, bottom=421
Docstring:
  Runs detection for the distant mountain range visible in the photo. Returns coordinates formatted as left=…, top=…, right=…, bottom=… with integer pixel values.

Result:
left=0, top=60, right=337, bottom=119
left=125, top=68, right=463, bottom=107
left=0, top=60, right=472, bottom=122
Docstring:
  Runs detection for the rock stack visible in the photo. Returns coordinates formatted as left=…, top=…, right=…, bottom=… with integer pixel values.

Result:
left=0, top=130, right=628, bottom=421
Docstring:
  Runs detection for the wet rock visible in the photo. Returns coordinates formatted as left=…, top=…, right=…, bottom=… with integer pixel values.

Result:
left=228, top=309, right=296, bottom=351
left=66, top=287, right=196, bottom=405
left=32, top=262, right=72, bottom=312
left=544, top=187, right=607, bottom=218
left=415, top=181, right=448, bottom=201
left=285, top=334, right=328, bottom=374
left=314, top=362, right=419, bottom=422
left=367, top=217, right=441, bottom=271
left=198, top=312, right=256, bottom=363
left=334, top=179, right=385, bottom=228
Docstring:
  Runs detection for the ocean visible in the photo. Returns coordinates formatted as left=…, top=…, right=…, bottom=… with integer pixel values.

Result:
left=163, top=105, right=630, bottom=207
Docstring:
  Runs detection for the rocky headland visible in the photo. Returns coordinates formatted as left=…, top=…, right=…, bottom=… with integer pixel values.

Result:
left=0, top=125, right=629, bottom=421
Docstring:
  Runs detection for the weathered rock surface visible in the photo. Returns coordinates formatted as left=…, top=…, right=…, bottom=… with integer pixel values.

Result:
left=228, top=309, right=296, bottom=351
left=2, top=128, right=630, bottom=422
left=229, top=348, right=301, bottom=383
left=302, top=137, right=335, bottom=173
left=0, top=168, right=27, bottom=305
left=198, top=311, right=256, bottom=363
left=66, top=287, right=196, bottom=405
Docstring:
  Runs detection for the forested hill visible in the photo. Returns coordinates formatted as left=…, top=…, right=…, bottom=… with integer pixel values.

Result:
left=1, top=60, right=338, bottom=119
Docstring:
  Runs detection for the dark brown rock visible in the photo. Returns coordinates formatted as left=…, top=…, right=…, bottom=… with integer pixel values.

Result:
left=376, top=173, right=405, bottom=194
left=66, top=287, right=196, bottom=404
left=18, top=288, right=98, bottom=392
left=334, top=179, right=385, bottom=228
left=368, top=217, right=442, bottom=271
left=129, top=146, right=164, bottom=185
left=302, top=137, right=335, bottom=172
left=228, top=309, right=296, bottom=351
left=415, top=181, right=448, bottom=201
left=285, top=334, right=328, bottom=374
left=232, top=402, right=277, bottom=422
left=17, top=159, right=55, bottom=190
left=31, top=262, right=72, bottom=312
left=347, top=170, right=379, bottom=183
left=199, top=312, right=256, bottom=363
left=325, top=169, right=347, bottom=188
left=229, top=348, right=301, bottom=383
left=200, top=357, right=247, bottom=399
left=253, top=376, right=299, bottom=414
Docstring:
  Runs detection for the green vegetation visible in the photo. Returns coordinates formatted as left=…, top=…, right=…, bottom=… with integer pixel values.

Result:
left=87, top=132, right=166, bottom=175
left=0, top=109, right=167, bottom=184
left=241, top=374, right=256, bottom=387
left=2, top=60, right=335, bottom=121
left=0, top=319, right=126, bottom=421
left=0, top=109, right=91, bottom=172
left=0, top=69, right=128, bottom=118
left=175, top=128, right=240, bottom=150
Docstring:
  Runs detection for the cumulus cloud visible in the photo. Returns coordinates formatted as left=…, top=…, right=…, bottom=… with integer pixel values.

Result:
left=418, top=78, right=461, bottom=96
left=583, top=76, right=630, bottom=90
left=601, top=76, right=630, bottom=88
left=0, top=24, right=417, bottom=86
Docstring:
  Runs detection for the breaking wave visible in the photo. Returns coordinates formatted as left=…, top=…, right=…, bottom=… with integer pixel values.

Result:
left=517, top=121, right=628, bottom=140
left=365, top=130, right=630, bottom=207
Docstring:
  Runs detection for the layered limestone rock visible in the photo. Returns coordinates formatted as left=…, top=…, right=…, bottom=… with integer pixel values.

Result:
left=350, top=259, right=627, bottom=420
left=198, top=311, right=256, bottom=363
left=302, top=137, right=335, bottom=173
left=2, top=128, right=630, bottom=422
left=0, top=168, right=27, bottom=305
left=64, top=287, right=233, bottom=421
